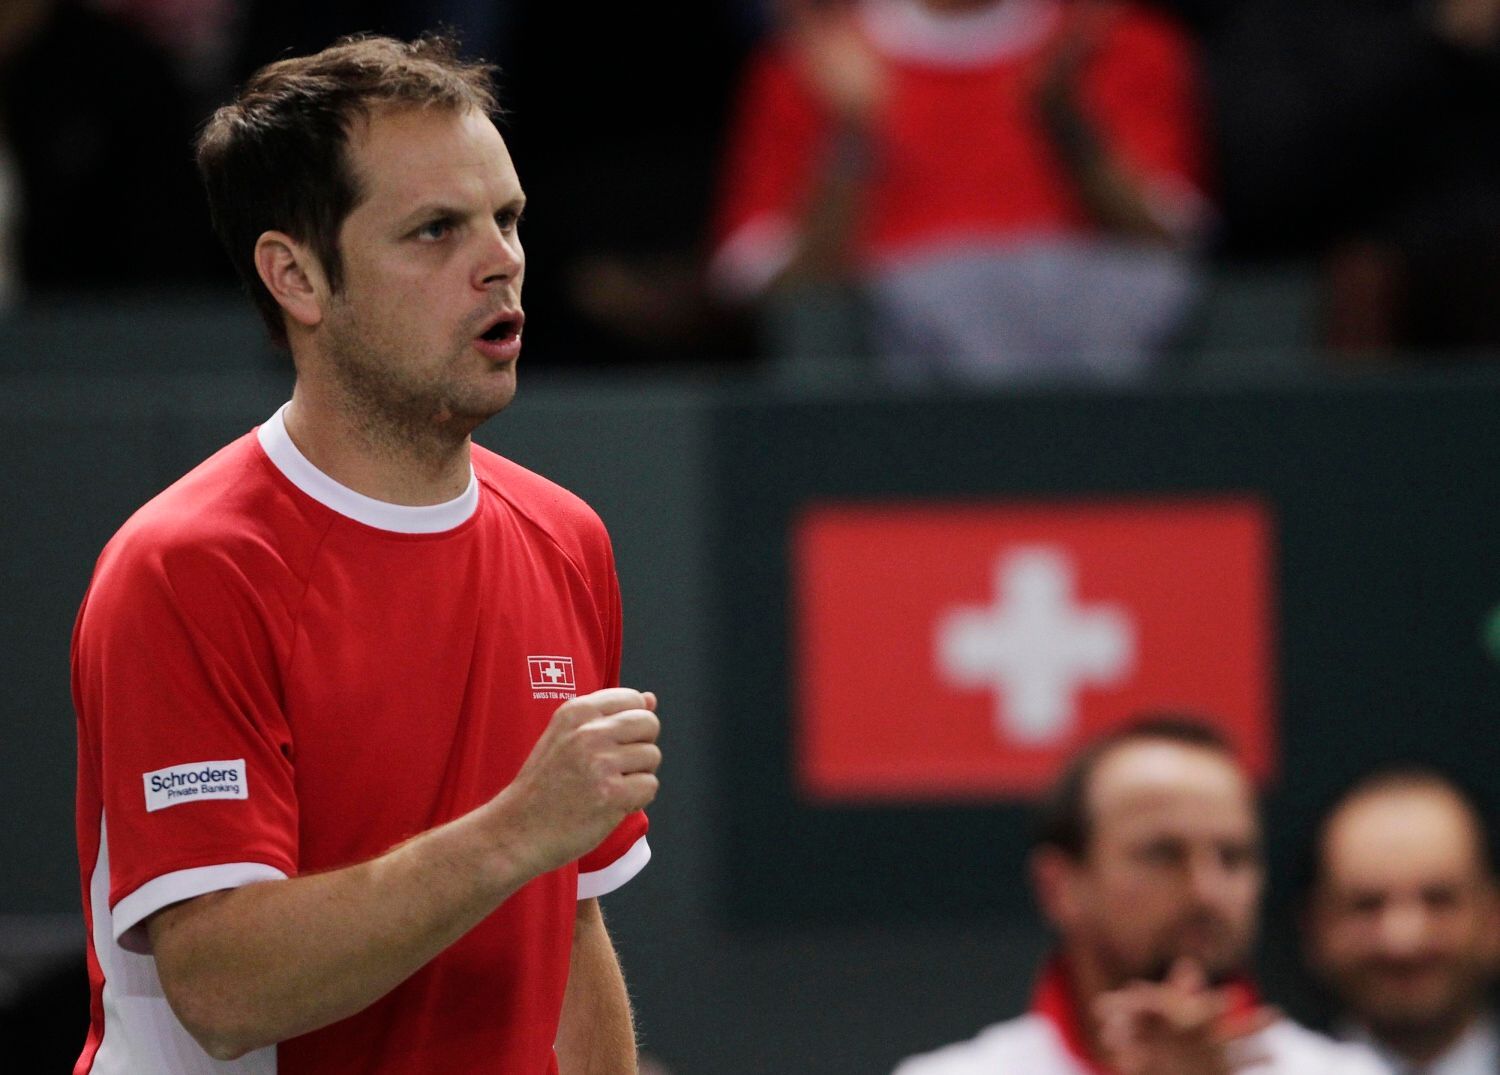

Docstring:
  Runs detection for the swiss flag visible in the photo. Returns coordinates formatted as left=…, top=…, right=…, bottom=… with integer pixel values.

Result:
left=793, top=499, right=1275, bottom=801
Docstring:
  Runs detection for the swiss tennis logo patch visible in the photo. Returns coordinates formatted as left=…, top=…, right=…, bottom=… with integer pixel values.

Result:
left=143, top=759, right=247, bottom=812
left=529, top=655, right=577, bottom=699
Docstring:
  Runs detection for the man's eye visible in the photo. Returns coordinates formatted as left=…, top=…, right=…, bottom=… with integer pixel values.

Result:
left=417, top=219, right=452, bottom=241
left=1220, top=845, right=1260, bottom=871
left=497, top=209, right=524, bottom=232
left=1423, top=886, right=1461, bottom=911
left=1139, top=842, right=1182, bottom=866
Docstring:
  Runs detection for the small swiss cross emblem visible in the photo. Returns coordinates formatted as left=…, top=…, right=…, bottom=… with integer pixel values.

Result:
left=528, top=655, right=577, bottom=697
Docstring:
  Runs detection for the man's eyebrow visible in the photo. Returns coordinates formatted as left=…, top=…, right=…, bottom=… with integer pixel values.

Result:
left=397, top=195, right=526, bottom=230
left=396, top=203, right=467, bottom=229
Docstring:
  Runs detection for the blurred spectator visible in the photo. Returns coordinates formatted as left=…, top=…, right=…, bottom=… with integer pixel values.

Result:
left=712, top=0, right=1212, bottom=387
left=0, top=0, right=228, bottom=296
left=893, top=718, right=1383, bottom=1074
left=501, top=1, right=749, bottom=371
left=1304, top=768, right=1500, bottom=1073
left=1155, top=0, right=1500, bottom=362
left=94, top=0, right=240, bottom=106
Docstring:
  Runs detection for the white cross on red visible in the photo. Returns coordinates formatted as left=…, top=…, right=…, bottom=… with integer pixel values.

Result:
left=935, top=546, right=1134, bottom=744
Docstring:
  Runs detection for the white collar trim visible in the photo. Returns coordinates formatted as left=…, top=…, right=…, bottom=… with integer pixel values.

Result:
left=256, top=403, right=479, bottom=534
left=860, top=0, right=1061, bottom=68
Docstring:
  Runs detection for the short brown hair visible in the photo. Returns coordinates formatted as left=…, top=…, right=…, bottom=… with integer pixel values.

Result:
left=1032, top=715, right=1242, bottom=859
left=196, top=34, right=499, bottom=347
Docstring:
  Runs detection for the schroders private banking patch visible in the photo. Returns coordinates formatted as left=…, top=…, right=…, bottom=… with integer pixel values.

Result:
left=142, top=759, right=248, bottom=812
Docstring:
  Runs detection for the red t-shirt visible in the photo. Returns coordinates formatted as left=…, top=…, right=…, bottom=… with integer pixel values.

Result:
left=711, top=0, right=1207, bottom=295
left=71, top=406, right=650, bottom=1074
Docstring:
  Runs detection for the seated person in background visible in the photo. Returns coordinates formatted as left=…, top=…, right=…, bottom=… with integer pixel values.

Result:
left=894, top=718, right=1384, bottom=1074
left=1158, top=0, right=1500, bottom=361
left=711, top=0, right=1212, bottom=386
left=0, top=0, right=225, bottom=295
left=1304, top=768, right=1500, bottom=1074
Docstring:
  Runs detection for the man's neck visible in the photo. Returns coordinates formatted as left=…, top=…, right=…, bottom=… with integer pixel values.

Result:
left=282, top=388, right=474, bottom=507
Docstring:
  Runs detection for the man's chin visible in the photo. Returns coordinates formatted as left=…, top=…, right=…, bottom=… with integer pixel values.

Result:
left=451, top=378, right=518, bottom=426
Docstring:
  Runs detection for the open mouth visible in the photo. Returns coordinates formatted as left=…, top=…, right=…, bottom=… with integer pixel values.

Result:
left=479, top=318, right=520, bottom=344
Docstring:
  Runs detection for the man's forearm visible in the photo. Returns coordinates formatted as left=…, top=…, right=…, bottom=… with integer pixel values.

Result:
left=777, top=123, right=876, bottom=286
left=556, top=898, right=637, bottom=1074
left=147, top=687, right=660, bottom=1062
left=148, top=791, right=534, bottom=1060
left=1039, top=89, right=1181, bottom=245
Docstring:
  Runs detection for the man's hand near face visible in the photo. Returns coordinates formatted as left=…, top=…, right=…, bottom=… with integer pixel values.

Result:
left=1095, top=959, right=1278, bottom=1075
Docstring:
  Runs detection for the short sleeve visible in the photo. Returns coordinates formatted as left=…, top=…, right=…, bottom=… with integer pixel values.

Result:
left=72, top=534, right=300, bottom=950
left=1085, top=10, right=1214, bottom=232
left=575, top=521, right=651, bottom=899
left=576, top=812, right=650, bottom=899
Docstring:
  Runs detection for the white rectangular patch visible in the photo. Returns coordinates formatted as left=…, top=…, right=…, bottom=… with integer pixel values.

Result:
left=528, top=655, right=576, bottom=691
left=142, top=759, right=248, bottom=813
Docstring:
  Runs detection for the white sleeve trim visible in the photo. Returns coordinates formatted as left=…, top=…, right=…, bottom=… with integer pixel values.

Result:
left=113, top=862, right=290, bottom=954
left=577, top=836, right=651, bottom=900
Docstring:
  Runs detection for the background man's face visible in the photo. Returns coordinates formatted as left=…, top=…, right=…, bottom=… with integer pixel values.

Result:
left=1059, top=741, right=1264, bottom=987
left=1307, top=786, right=1499, bottom=1042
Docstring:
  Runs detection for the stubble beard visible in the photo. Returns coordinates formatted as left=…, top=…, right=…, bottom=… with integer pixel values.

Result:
left=1350, top=964, right=1484, bottom=1055
left=1101, top=915, right=1247, bottom=988
left=322, top=308, right=509, bottom=465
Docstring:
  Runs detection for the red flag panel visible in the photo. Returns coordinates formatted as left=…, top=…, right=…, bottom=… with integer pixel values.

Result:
left=793, top=499, right=1275, bottom=801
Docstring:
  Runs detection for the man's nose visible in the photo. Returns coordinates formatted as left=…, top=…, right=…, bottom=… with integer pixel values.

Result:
left=1187, top=854, right=1237, bottom=905
left=474, top=221, right=523, bottom=289
left=1374, top=901, right=1430, bottom=956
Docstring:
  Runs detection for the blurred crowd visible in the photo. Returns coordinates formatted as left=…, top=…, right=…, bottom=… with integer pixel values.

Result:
left=890, top=721, right=1500, bottom=1074
left=1, top=0, right=1498, bottom=380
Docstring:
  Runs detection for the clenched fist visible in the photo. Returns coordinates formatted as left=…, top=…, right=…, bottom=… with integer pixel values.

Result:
left=490, top=688, right=662, bottom=881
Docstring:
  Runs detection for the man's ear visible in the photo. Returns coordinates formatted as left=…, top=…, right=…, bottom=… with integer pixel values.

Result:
left=1031, top=846, right=1082, bottom=931
left=254, top=231, right=327, bottom=332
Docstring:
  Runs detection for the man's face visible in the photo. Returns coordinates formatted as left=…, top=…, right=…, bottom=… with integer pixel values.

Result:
left=1057, top=742, right=1264, bottom=987
left=315, top=104, right=526, bottom=441
left=1307, top=786, right=1499, bottom=1042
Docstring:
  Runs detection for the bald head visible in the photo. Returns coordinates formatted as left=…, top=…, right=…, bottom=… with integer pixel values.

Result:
left=1032, top=726, right=1263, bottom=996
left=1307, top=772, right=1499, bottom=1064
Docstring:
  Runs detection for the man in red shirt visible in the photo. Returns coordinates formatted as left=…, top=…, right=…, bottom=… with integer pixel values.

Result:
left=70, top=34, right=661, bottom=1074
left=713, top=0, right=1211, bottom=385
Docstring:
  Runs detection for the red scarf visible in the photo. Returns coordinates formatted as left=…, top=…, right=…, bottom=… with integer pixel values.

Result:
left=1030, top=956, right=1261, bottom=1074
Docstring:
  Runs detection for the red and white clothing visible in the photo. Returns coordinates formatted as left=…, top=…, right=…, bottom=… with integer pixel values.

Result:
left=893, top=959, right=1386, bottom=1075
left=713, top=0, right=1211, bottom=383
left=71, top=404, right=649, bottom=1074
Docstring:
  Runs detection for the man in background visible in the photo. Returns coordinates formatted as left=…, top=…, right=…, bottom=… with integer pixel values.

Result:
left=1304, top=768, right=1500, bottom=1073
left=894, top=718, right=1383, bottom=1074
left=712, top=0, right=1210, bottom=386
